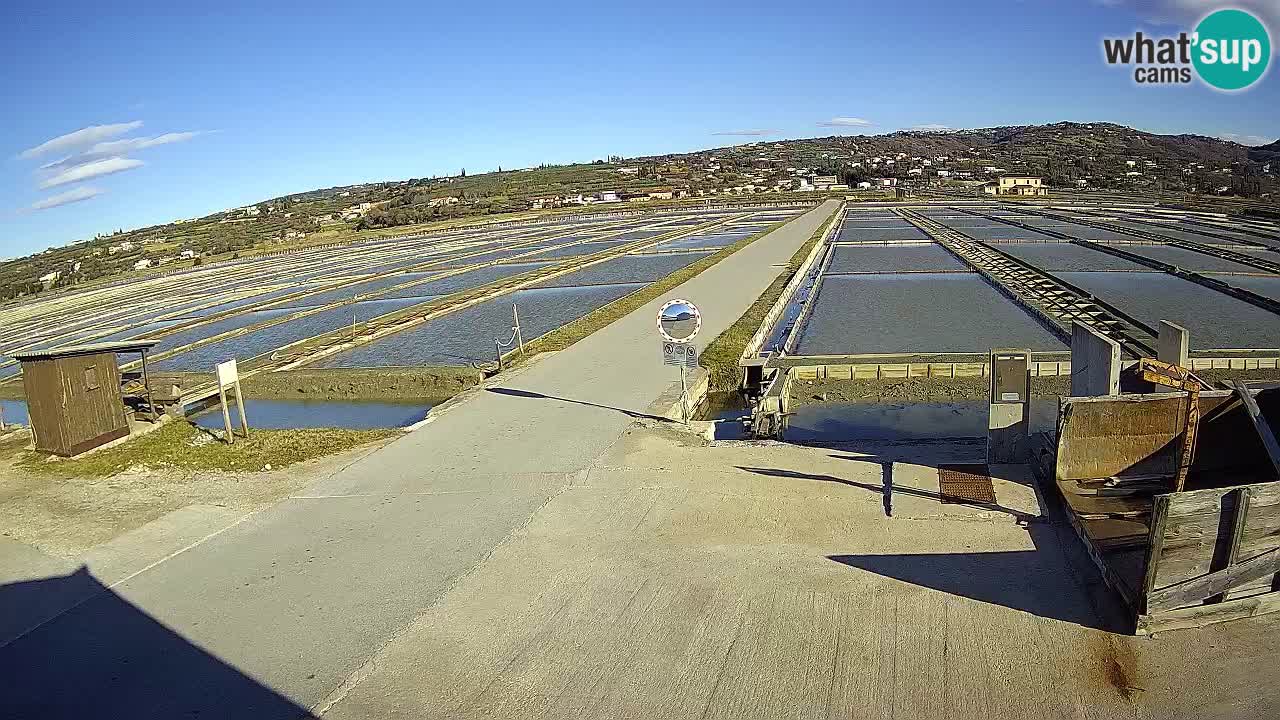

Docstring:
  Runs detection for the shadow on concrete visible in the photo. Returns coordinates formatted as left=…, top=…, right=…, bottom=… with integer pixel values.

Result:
left=827, top=524, right=1111, bottom=630
left=0, top=567, right=314, bottom=719
left=736, top=464, right=1037, bottom=523
left=487, top=386, right=671, bottom=422
left=738, top=439, right=1132, bottom=633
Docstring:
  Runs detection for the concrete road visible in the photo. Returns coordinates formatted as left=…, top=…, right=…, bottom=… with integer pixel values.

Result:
left=0, top=200, right=839, bottom=719
left=317, top=426, right=1280, bottom=720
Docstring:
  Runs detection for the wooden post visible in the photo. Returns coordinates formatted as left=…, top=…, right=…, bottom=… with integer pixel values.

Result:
left=1229, top=381, right=1280, bottom=479
left=218, top=383, right=234, bottom=444
left=1141, top=495, right=1170, bottom=611
left=234, top=379, right=249, bottom=439
left=140, top=349, right=157, bottom=421
left=1209, top=487, right=1252, bottom=604
left=1175, top=386, right=1200, bottom=493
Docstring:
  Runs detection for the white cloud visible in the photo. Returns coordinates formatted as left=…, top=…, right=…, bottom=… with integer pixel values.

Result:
left=711, top=129, right=779, bottom=136
left=39, top=131, right=204, bottom=172
left=1218, top=132, right=1275, bottom=146
left=91, top=131, right=202, bottom=156
left=910, top=124, right=953, bottom=131
left=1097, top=0, right=1280, bottom=33
left=19, top=121, right=143, bottom=159
left=817, top=117, right=873, bottom=128
left=39, top=157, right=144, bottom=188
left=27, top=186, right=105, bottom=212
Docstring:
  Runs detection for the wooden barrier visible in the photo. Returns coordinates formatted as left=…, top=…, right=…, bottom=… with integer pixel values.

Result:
left=1046, top=388, right=1280, bottom=634
left=789, top=360, right=1072, bottom=381
left=1139, top=482, right=1280, bottom=632
left=780, top=354, right=1280, bottom=384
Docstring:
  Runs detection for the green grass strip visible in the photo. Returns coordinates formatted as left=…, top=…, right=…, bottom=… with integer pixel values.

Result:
left=18, top=422, right=396, bottom=476
left=515, top=218, right=792, bottom=360
left=699, top=208, right=838, bottom=392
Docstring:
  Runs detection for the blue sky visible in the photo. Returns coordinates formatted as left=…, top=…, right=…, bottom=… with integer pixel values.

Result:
left=1, top=0, right=1276, bottom=256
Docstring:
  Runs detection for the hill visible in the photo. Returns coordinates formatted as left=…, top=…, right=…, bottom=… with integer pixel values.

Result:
left=642, top=121, right=1272, bottom=194
left=2, top=121, right=1276, bottom=304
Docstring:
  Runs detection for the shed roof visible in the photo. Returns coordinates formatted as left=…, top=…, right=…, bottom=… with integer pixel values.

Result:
left=11, top=340, right=160, bottom=362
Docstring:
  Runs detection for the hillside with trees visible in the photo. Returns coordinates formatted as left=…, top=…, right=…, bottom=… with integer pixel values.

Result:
left=2, top=121, right=1276, bottom=304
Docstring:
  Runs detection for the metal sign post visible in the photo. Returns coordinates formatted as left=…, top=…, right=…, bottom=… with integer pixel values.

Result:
left=351, top=294, right=361, bottom=341
left=680, top=366, right=687, bottom=422
left=658, top=299, right=702, bottom=425
left=513, top=303, right=525, bottom=356
left=215, top=359, right=249, bottom=444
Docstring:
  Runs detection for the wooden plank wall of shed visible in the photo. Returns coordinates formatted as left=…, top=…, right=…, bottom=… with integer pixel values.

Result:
left=60, top=352, right=126, bottom=453
left=21, top=358, right=65, bottom=454
left=23, top=352, right=127, bottom=456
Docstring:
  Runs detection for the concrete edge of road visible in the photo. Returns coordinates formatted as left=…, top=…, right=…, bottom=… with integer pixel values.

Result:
left=646, top=366, right=711, bottom=423
left=401, top=351, right=562, bottom=432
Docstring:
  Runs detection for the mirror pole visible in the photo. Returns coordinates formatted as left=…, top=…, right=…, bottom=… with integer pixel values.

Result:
left=679, top=364, right=689, bottom=424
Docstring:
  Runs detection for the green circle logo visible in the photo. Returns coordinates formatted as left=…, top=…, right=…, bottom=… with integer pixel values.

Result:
left=1193, top=9, right=1271, bottom=90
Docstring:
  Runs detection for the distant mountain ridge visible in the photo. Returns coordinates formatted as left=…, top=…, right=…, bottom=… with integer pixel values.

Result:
left=651, top=121, right=1271, bottom=172
left=2, top=121, right=1276, bottom=304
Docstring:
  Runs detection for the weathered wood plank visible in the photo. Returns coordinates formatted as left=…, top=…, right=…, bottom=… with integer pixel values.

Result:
left=1054, top=391, right=1234, bottom=483
left=1057, top=479, right=1153, bottom=519
left=1143, top=495, right=1169, bottom=602
left=1138, top=587, right=1280, bottom=634
left=1147, top=546, right=1280, bottom=613
left=1059, top=488, right=1140, bottom=609
left=1152, top=482, right=1280, bottom=590
left=1229, top=380, right=1280, bottom=479
left=1209, top=487, right=1252, bottom=604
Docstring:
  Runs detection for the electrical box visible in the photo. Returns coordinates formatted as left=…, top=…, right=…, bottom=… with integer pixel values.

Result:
left=988, top=349, right=1032, bottom=465
left=990, top=349, right=1031, bottom=404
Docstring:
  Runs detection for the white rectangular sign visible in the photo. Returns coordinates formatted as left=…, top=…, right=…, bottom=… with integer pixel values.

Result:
left=215, top=359, right=239, bottom=389
left=662, top=342, right=698, bottom=368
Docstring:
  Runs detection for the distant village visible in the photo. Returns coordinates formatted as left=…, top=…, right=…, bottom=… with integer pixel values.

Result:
left=8, top=122, right=1274, bottom=299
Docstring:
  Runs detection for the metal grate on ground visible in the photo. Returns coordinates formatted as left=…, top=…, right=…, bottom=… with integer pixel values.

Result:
left=938, top=464, right=997, bottom=504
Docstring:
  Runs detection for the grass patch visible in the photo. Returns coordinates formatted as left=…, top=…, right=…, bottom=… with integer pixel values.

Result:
left=699, top=207, right=839, bottom=392
left=514, top=217, right=793, bottom=359
left=17, top=421, right=396, bottom=477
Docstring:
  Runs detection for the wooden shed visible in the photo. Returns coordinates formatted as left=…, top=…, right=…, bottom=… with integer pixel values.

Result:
left=1040, top=385, right=1280, bottom=634
left=12, top=341, right=158, bottom=457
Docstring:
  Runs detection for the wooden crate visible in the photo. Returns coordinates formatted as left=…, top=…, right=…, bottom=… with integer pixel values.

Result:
left=1050, top=390, right=1280, bottom=634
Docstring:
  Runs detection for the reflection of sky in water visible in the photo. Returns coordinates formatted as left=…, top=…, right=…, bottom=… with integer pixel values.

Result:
left=0, top=209, right=800, bottom=375
left=1059, top=272, right=1280, bottom=349
left=320, top=283, right=642, bottom=367
left=156, top=298, right=424, bottom=371
left=784, top=400, right=1058, bottom=443
left=796, top=273, right=1065, bottom=355
left=1, top=398, right=29, bottom=425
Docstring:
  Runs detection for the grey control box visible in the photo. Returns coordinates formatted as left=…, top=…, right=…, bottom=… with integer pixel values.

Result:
left=990, top=349, right=1032, bottom=404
